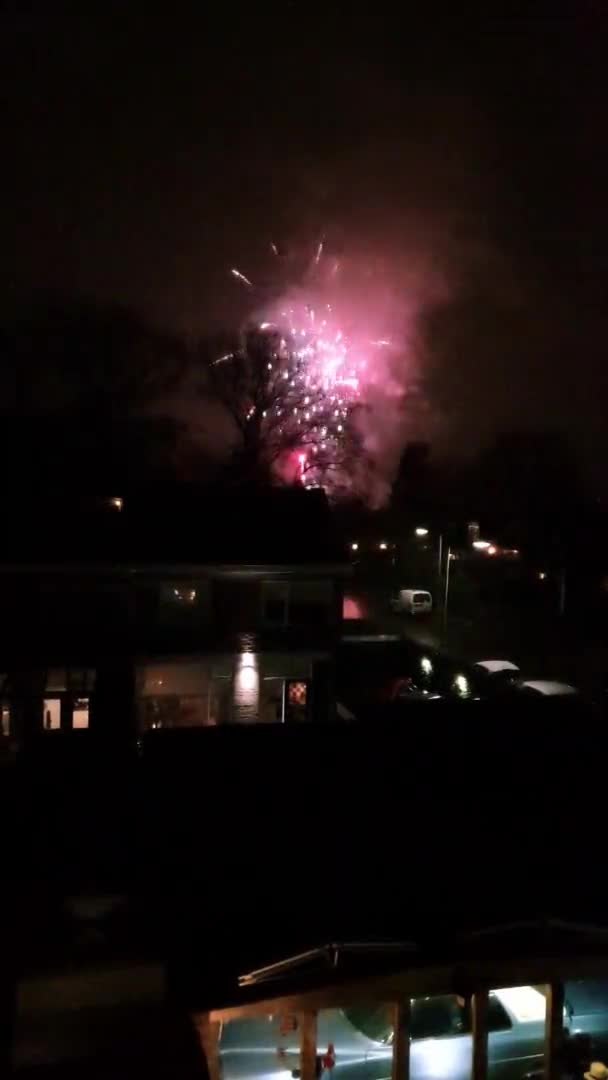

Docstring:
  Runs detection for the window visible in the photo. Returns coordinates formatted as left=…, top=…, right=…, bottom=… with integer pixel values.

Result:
left=72, top=698, right=89, bottom=730
left=138, top=660, right=214, bottom=730
left=43, top=699, right=61, bottom=731
left=286, top=680, right=308, bottom=721
left=159, top=582, right=208, bottom=625
left=1, top=704, right=10, bottom=738
left=262, top=582, right=289, bottom=626
left=262, top=581, right=332, bottom=627
left=410, top=993, right=512, bottom=1041
left=486, top=995, right=512, bottom=1032
left=411, top=996, right=465, bottom=1040
left=67, top=669, right=96, bottom=694
left=258, top=679, right=309, bottom=723
left=565, top=979, right=608, bottom=1017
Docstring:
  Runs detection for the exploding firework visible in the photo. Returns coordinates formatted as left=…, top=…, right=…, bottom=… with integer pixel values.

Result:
left=228, top=243, right=397, bottom=494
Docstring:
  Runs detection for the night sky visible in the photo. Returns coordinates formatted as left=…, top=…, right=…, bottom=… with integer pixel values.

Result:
left=1, top=8, right=606, bottom=484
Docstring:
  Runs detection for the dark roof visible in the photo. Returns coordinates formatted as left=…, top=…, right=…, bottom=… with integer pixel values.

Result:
left=0, top=488, right=347, bottom=569
left=205, top=922, right=608, bottom=1012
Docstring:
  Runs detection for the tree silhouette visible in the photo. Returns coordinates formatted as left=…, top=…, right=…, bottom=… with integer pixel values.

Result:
left=203, top=326, right=369, bottom=496
left=0, top=295, right=189, bottom=492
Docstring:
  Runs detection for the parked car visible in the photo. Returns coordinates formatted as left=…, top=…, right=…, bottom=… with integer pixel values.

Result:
left=390, top=589, right=433, bottom=615
left=221, top=984, right=597, bottom=1080
left=470, top=659, right=521, bottom=699
left=517, top=679, right=578, bottom=698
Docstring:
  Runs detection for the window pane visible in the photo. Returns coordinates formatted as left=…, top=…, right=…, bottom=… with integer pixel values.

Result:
left=73, top=698, right=89, bottom=730
left=322, top=1005, right=392, bottom=1074
left=220, top=1014, right=299, bottom=1080
left=286, top=680, right=308, bottom=721
left=409, top=995, right=472, bottom=1080
left=411, top=995, right=466, bottom=1039
left=140, top=695, right=209, bottom=730
left=43, top=699, right=61, bottom=731
left=159, top=582, right=207, bottom=622
left=487, top=987, right=545, bottom=1079
left=139, top=661, right=209, bottom=697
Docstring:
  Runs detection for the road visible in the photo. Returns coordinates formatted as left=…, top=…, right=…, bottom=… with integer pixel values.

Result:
left=344, top=585, right=608, bottom=702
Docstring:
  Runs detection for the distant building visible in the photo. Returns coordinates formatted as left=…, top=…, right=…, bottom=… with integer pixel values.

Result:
left=0, top=489, right=348, bottom=744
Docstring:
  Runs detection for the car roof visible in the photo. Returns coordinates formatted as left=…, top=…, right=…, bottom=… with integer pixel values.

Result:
left=520, top=680, right=578, bottom=696
left=475, top=660, right=520, bottom=674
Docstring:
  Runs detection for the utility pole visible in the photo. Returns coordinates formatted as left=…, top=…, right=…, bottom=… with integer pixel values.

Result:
left=442, top=546, right=452, bottom=636
left=558, top=567, right=566, bottom=617
left=437, top=533, right=443, bottom=583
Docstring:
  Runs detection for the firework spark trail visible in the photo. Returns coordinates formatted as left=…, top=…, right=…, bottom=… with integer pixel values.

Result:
left=231, top=267, right=254, bottom=287
left=227, top=241, right=418, bottom=498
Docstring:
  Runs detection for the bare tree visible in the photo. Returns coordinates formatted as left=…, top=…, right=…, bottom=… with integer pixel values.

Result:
left=203, top=327, right=370, bottom=495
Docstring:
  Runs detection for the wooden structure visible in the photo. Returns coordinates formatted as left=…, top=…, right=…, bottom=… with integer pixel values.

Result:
left=190, top=926, right=608, bottom=1080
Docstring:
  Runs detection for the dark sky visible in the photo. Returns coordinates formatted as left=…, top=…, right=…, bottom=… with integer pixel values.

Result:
left=1, top=6, right=607, bottom=483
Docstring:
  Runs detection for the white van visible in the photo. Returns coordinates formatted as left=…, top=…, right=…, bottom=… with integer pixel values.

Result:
left=390, top=589, right=433, bottom=615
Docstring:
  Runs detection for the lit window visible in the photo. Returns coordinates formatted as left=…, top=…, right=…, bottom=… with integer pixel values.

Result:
left=160, top=583, right=201, bottom=613
left=43, top=699, right=61, bottom=731
left=288, top=681, right=307, bottom=707
left=73, top=698, right=89, bottom=730
left=1, top=704, right=10, bottom=738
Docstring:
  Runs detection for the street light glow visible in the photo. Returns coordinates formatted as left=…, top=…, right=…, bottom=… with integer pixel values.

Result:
left=487, top=544, right=497, bottom=555
left=379, top=542, right=388, bottom=550
left=420, top=656, right=433, bottom=676
left=473, top=540, right=491, bottom=550
left=415, top=527, right=429, bottom=537
left=351, top=542, right=359, bottom=552
left=539, top=571, right=547, bottom=581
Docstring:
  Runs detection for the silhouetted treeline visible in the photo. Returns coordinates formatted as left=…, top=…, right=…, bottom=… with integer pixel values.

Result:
left=0, top=296, right=600, bottom=541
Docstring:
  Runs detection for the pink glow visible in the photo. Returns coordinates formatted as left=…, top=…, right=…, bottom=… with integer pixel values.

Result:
left=343, top=596, right=364, bottom=620
left=229, top=238, right=438, bottom=503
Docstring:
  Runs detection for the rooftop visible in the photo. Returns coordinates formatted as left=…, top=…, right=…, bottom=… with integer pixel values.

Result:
left=0, top=487, right=347, bottom=570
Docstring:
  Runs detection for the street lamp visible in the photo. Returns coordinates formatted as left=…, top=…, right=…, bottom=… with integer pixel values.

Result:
left=351, top=542, right=359, bottom=552
left=443, top=548, right=455, bottom=635
left=379, top=542, right=388, bottom=551
left=415, top=526, right=443, bottom=582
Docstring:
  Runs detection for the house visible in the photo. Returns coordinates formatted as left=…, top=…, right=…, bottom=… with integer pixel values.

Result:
left=0, top=488, right=348, bottom=744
